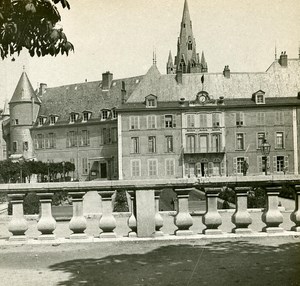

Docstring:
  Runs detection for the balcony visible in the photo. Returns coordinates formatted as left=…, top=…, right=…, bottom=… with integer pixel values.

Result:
left=183, top=146, right=225, bottom=154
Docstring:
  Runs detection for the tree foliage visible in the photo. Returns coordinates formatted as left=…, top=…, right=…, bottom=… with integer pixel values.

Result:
left=0, top=0, right=73, bottom=60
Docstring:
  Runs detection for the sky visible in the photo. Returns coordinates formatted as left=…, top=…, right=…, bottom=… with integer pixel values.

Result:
left=0, top=0, right=300, bottom=108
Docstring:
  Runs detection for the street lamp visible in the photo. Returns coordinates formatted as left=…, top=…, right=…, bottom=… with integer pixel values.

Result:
left=62, top=161, right=65, bottom=182
left=260, top=139, right=271, bottom=175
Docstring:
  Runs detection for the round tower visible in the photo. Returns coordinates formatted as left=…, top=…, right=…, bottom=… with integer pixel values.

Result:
left=8, top=71, right=40, bottom=160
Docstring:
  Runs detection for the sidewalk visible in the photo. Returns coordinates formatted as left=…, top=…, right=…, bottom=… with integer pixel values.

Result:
left=0, top=236, right=299, bottom=286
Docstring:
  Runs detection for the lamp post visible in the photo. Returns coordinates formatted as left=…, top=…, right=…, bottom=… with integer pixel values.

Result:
left=47, top=160, right=50, bottom=182
left=261, top=139, right=271, bottom=175
left=62, top=161, right=65, bottom=182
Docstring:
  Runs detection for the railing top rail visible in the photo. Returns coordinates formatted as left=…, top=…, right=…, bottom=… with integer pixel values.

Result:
left=0, top=175, right=300, bottom=193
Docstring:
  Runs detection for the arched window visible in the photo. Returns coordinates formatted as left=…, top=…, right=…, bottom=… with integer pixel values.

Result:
left=188, top=41, right=192, bottom=50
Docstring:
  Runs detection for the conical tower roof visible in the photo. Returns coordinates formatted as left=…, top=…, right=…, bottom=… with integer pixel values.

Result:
left=2, top=99, right=10, bottom=116
left=9, top=72, right=40, bottom=104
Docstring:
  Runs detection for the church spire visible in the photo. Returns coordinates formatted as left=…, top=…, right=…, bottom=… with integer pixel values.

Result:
left=166, top=50, right=175, bottom=74
left=200, top=51, right=208, bottom=72
left=171, top=0, right=205, bottom=74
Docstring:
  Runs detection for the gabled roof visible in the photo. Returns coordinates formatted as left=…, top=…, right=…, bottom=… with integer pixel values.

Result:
left=127, top=59, right=300, bottom=103
left=9, top=72, right=40, bottom=104
left=36, top=75, right=143, bottom=124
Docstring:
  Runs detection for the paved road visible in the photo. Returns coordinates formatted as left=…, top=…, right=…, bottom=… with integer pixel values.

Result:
left=0, top=236, right=299, bottom=286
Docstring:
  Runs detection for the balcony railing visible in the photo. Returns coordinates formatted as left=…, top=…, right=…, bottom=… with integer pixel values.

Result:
left=0, top=176, right=299, bottom=242
left=183, top=146, right=225, bottom=154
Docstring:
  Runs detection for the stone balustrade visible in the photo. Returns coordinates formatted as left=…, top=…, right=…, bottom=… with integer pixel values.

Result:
left=0, top=177, right=300, bottom=243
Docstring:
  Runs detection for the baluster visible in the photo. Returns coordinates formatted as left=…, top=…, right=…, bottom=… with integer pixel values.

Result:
left=127, top=191, right=137, bottom=237
left=37, top=193, right=56, bottom=240
left=262, top=186, right=284, bottom=233
left=99, top=191, right=116, bottom=238
left=174, top=188, right=193, bottom=236
left=290, top=185, right=300, bottom=232
left=202, top=188, right=222, bottom=235
left=69, top=192, right=87, bottom=239
left=8, top=194, right=28, bottom=241
left=154, top=190, right=163, bottom=237
left=232, top=187, right=252, bottom=234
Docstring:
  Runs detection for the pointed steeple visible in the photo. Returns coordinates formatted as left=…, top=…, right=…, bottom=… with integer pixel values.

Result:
left=9, top=71, right=39, bottom=104
left=166, top=50, right=175, bottom=74
left=173, top=0, right=204, bottom=74
left=200, top=51, right=208, bottom=72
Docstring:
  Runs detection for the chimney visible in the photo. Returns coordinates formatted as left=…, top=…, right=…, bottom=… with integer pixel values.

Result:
left=279, top=51, right=288, bottom=67
left=121, top=81, right=126, bottom=104
left=102, top=71, right=113, bottom=90
left=176, top=70, right=183, bottom=84
left=223, top=65, right=230, bottom=78
left=39, top=83, right=47, bottom=96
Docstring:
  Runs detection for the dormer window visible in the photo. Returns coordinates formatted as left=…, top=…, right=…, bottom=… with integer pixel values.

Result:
left=82, top=111, right=92, bottom=122
left=49, top=115, right=58, bottom=125
left=69, top=113, right=78, bottom=123
left=145, top=94, right=157, bottom=108
left=38, top=116, right=46, bottom=126
left=253, top=90, right=265, bottom=104
left=101, top=109, right=109, bottom=120
left=112, top=108, right=117, bottom=119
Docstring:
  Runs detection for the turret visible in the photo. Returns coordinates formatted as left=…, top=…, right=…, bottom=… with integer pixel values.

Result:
left=166, top=51, right=175, bottom=74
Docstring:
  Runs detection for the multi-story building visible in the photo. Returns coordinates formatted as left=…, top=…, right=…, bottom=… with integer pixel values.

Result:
left=2, top=0, right=300, bottom=181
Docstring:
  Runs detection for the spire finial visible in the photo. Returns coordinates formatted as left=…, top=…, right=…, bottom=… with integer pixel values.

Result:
left=23, top=65, right=26, bottom=72
left=153, top=48, right=157, bottom=66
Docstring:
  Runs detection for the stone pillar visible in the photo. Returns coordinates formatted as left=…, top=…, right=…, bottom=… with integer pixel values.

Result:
left=136, top=190, right=155, bottom=237
left=174, top=188, right=193, bottom=236
left=202, top=188, right=222, bottom=235
left=127, top=191, right=137, bottom=237
left=290, top=185, right=300, bottom=232
left=98, top=191, right=116, bottom=238
left=154, top=190, right=164, bottom=237
left=69, top=192, right=87, bottom=239
left=8, top=194, right=28, bottom=241
left=232, top=187, right=252, bottom=234
left=37, top=193, right=56, bottom=240
left=262, top=186, right=284, bottom=233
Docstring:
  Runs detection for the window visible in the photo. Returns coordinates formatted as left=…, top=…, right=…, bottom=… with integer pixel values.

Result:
left=147, top=98, right=156, bottom=107
left=112, top=109, right=117, bottom=119
left=15, top=119, right=19, bottom=125
left=237, top=157, right=245, bottom=173
left=80, top=130, right=90, bottom=146
left=37, top=134, right=45, bottom=149
left=99, top=128, right=104, bottom=145
left=188, top=41, right=192, bottom=50
left=38, top=117, right=45, bottom=126
left=13, top=141, right=18, bottom=152
left=130, top=116, right=139, bottom=130
left=148, top=159, right=158, bottom=176
left=112, top=127, right=117, bottom=143
left=212, top=113, right=221, bottom=127
left=212, top=162, right=221, bottom=176
left=186, top=135, right=195, bottom=153
left=276, top=132, right=284, bottom=149
left=275, top=111, right=284, bottom=125
left=256, top=112, right=265, bottom=126
left=199, top=135, right=208, bottom=153
left=211, top=134, right=220, bottom=152
left=148, top=136, right=156, bottom=153
left=102, top=110, right=109, bottom=120
left=147, top=115, right=156, bottom=129
left=67, top=131, right=77, bottom=147
left=165, top=159, right=175, bottom=176
left=48, top=133, right=56, bottom=148
left=200, top=114, right=208, bottom=128
left=276, top=156, right=285, bottom=172
left=236, top=112, right=244, bottom=126
left=131, top=137, right=139, bottom=154
left=257, top=132, right=265, bottom=148
left=187, top=114, right=195, bottom=128
left=83, top=112, right=91, bottom=122
left=165, top=115, right=174, bottom=128
left=103, top=128, right=111, bottom=144
left=23, top=141, right=28, bottom=151
left=131, top=160, right=141, bottom=177
left=236, top=133, right=245, bottom=150
left=69, top=113, right=78, bottom=123
left=256, top=94, right=264, bottom=104
left=82, top=158, right=88, bottom=175
left=166, top=136, right=173, bottom=153
left=50, top=116, right=57, bottom=125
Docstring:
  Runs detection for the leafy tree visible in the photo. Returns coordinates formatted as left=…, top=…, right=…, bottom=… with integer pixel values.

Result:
left=0, top=0, right=73, bottom=60
left=113, top=190, right=129, bottom=212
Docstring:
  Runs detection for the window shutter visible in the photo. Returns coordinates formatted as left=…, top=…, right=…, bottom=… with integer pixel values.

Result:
left=185, top=163, right=189, bottom=177
left=221, top=160, right=225, bottom=176
left=100, top=129, right=103, bottom=145
left=137, top=116, right=140, bottom=129
left=87, top=131, right=90, bottom=146
left=258, top=156, right=262, bottom=173
left=34, top=135, right=38, bottom=149
left=284, top=156, right=289, bottom=172
left=173, top=114, right=177, bottom=127
left=53, top=133, right=56, bottom=148
left=187, top=115, right=191, bottom=127
left=273, top=156, right=277, bottom=172
left=240, top=112, right=244, bottom=125
left=66, top=132, right=69, bottom=147
left=208, top=162, right=213, bottom=176
left=233, top=157, right=237, bottom=174
left=161, top=115, right=165, bottom=128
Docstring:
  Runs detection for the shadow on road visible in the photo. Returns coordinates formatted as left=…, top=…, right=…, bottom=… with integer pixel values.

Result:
left=50, top=241, right=300, bottom=286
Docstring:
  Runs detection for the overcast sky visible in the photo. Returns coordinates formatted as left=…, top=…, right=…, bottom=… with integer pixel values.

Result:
left=1, top=0, right=300, bottom=108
